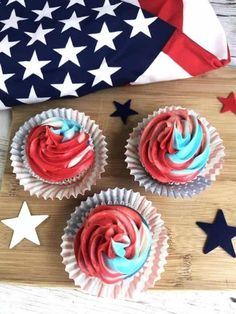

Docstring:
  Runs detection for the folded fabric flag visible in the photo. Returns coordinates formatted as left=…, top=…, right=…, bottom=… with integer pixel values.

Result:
left=0, top=0, right=230, bottom=109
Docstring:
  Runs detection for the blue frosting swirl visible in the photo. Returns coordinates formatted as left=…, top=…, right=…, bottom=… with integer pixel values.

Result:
left=105, top=217, right=152, bottom=278
left=42, top=117, right=81, bottom=141
left=167, top=115, right=210, bottom=176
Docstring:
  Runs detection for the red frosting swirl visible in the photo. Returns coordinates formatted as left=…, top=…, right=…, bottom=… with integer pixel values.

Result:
left=26, top=125, right=95, bottom=182
left=74, top=205, right=144, bottom=284
left=139, top=110, right=208, bottom=183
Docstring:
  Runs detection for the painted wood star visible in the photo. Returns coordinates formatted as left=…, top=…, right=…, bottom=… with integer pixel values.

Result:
left=1, top=201, right=48, bottom=249
left=196, top=209, right=236, bottom=258
left=110, top=99, right=138, bottom=124
left=217, top=92, right=236, bottom=115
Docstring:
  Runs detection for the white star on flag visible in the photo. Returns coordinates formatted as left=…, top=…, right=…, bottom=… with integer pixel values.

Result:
left=0, top=9, right=26, bottom=32
left=124, top=9, right=157, bottom=38
left=60, top=12, right=88, bottom=32
left=88, top=58, right=121, bottom=87
left=19, top=51, right=51, bottom=80
left=0, top=65, right=14, bottom=93
left=89, top=22, right=122, bottom=52
left=1, top=201, right=48, bottom=249
left=32, top=2, right=60, bottom=22
left=54, top=37, right=86, bottom=67
left=0, top=35, right=19, bottom=57
left=7, top=0, right=26, bottom=7
left=67, top=0, right=85, bottom=8
left=25, top=24, right=54, bottom=46
left=51, top=73, right=85, bottom=97
left=93, top=0, right=121, bottom=19
left=17, top=86, right=51, bottom=104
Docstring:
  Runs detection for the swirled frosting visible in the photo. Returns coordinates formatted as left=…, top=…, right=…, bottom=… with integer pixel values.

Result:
left=74, top=205, right=152, bottom=284
left=26, top=117, right=95, bottom=182
left=139, top=109, right=210, bottom=184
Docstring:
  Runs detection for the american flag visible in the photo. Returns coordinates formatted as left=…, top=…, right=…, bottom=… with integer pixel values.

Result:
left=0, top=0, right=230, bottom=110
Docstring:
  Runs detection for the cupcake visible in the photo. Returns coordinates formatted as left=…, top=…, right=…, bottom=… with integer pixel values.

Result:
left=10, top=108, right=108, bottom=200
left=61, top=188, right=168, bottom=299
left=125, top=106, right=225, bottom=198
left=24, top=117, right=95, bottom=185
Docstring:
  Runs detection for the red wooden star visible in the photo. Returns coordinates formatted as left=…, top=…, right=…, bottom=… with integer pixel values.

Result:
left=217, top=92, right=236, bottom=115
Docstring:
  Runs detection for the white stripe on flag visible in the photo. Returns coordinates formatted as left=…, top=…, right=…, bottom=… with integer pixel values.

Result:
left=131, top=51, right=191, bottom=85
left=182, top=0, right=228, bottom=60
left=121, top=0, right=140, bottom=7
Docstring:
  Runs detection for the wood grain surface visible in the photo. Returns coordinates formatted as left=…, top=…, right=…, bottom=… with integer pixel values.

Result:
left=0, top=67, right=236, bottom=290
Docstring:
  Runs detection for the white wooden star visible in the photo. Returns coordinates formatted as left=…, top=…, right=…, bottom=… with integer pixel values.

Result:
left=0, top=65, right=14, bottom=93
left=88, top=58, right=121, bottom=87
left=124, top=9, right=157, bottom=38
left=19, top=51, right=51, bottom=80
left=17, top=86, right=51, bottom=104
left=0, top=100, right=8, bottom=110
left=7, top=0, right=26, bottom=7
left=60, top=12, right=88, bottom=33
left=0, top=35, right=19, bottom=57
left=1, top=202, right=48, bottom=249
left=51, top=73, right=85, bottom=97
left=0, top=9, right=26, bottom=32
left=25, top=24, right=54, bottom=46
left=67, top=0, right=85, bottom=8
left=54, top=37, right=86, bottom=67
left=32, top=2, right=60, bottom=22
left=93, top=0, right=121, bottom=19
left=89, top=22, right=122, bottom=52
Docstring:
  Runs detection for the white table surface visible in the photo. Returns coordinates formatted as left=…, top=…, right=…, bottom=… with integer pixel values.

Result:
left=0, top=1, right=236, bottom=313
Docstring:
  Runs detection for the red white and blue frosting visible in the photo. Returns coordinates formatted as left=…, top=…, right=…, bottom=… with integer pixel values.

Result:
left=26, top=117, right=95, bottom=183
left=139, top=109, right=211, bottom=184
left=74, top=205, right=152, bottom=284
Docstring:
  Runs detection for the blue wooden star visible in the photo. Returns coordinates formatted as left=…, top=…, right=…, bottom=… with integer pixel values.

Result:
left=196, top=209, right=236, bottom=258
left=110, top=99, right=138, bottom=124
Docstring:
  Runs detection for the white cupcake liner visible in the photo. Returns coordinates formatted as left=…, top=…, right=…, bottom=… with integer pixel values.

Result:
left=61, top=188, right=168, bottom=299
left=10, top=108, right=108, bottom=200
left=125, top=106, right=225, bottom=198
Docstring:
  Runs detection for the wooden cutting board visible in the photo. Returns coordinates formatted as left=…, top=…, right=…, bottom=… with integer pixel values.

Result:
left=0, top=67, right=236, bottom=290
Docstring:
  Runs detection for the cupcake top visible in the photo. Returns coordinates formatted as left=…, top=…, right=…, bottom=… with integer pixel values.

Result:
left=25, top=117, right=95, bottom=182
left=139, top=109, right=211, bottom=184
left=74, top=204, right=152, bottom=284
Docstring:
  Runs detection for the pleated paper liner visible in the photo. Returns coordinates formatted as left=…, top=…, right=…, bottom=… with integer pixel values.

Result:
left=61, top=188, right=168, bottom=299
left=125, top=106, right=225, bottom=198
left=10, top=108, right=108, bottom=200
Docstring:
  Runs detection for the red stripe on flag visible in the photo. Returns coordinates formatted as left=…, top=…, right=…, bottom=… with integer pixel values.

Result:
left=162, top=29, right=231, bottom=76
left=139, top=0, right=183, bottom=29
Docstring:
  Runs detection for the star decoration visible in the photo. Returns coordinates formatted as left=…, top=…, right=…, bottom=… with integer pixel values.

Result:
left=124, top=9, right=157, bottom=38
left=0, top=9, right=26, bottom=32
left=17, top=86, right=50, bottom=104
left=32, top=2, right=60, bottom=22
left=7, top=0, right=26, bottom=6
left=110, top=99, right=138, bottom=124
left=54, top=37, right=86, bottom=67
left=0, top=35, right=19, bottom=57
left=88, top=58, right=121, bottom=87
left=0, top=64, right=14, bottom=93
left=19, top=51, right=51, bottom=80
left=1, top=201, right=48, bottom=249
left=60, top=12, right=88, bottom=32
left=0, top=100, right=7, bottom=110
left=217, top=92, right=236, bottom=115
left=67, top=0, right=85, bottom=8
left=89, top=22, right=122, bottom=52
left=25, top=24, right=54, bottom=46
left=196, top=209, right=236, bottom=258
left=92, top=0, right=121, bottom=19
left=51, top=73, right=85, bottom=97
